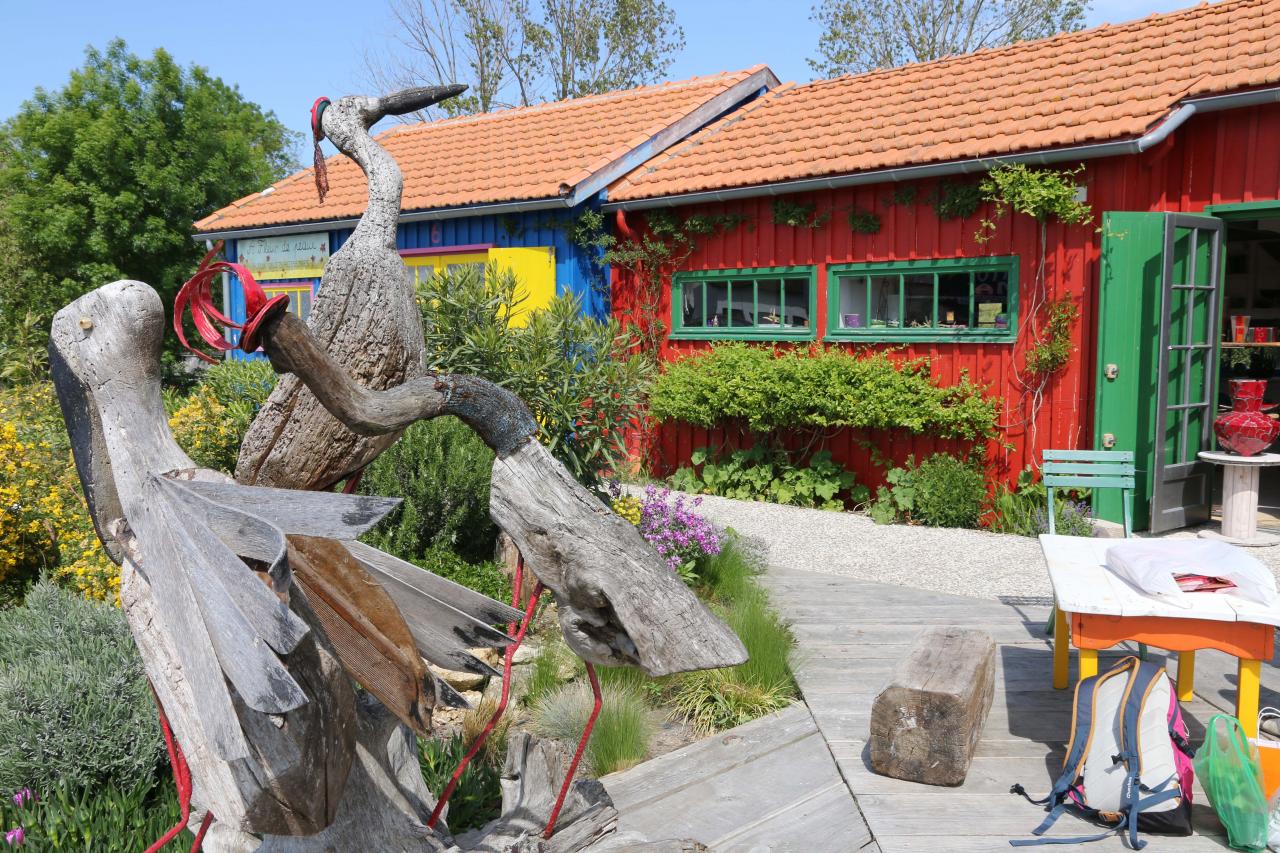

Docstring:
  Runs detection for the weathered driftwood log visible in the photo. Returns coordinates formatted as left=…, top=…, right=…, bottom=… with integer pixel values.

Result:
left=869, top=626, right=996, bottom=787
left=257, top=310, right=748, bottom=676
left=237, top=85, right=463, bottom=490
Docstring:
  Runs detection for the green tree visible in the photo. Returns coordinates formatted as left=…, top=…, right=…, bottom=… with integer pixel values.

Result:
left=367, top=0, right=684, bottom=117
left=0, top=40, right=298, bottom=351
left=808, top=0, right=1087, bottom=76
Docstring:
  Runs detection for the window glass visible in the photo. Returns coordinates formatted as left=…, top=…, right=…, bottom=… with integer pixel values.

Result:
left=757, top=279, right=783, bottom=328
left=937, top=272, right=970, bottom=328
left=729, top=280, right=755, bottom=327
left=974, top=270, right=1010, bottom=329
left=707, top=281, right=731, bottom=328
left=682, top=281, right=705, bottom=327
left=904, top=274, right=933, bottom=328
left=869, top=275, right=900, bottom=328
left=836, top=276, right=865, bottom=328
left=784, top=278, right=809, bottom=329
left=263, top=284, right=314, bottom=322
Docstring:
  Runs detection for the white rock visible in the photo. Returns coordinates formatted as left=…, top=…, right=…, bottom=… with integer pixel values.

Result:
left=428, top=663, right=486, bottom=692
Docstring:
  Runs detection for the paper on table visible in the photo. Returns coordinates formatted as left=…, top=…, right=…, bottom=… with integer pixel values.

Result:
left=1105, top=540, right=1278, bottom=607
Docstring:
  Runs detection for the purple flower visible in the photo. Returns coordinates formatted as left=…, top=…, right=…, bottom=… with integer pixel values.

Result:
left=4, top=827, right=23, bottom=847
left=636, top=487, right=723, bottom=579
left=11, top=790, right=32, bottom=810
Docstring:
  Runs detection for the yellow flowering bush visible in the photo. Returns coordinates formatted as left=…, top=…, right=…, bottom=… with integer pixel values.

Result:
left=167, top=360, right=276, bottom=475
left=611, top=495, right=642, bottom=526
left=0, top=383, right=117, bottom=604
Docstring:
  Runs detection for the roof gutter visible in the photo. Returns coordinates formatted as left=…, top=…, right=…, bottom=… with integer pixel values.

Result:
left=602, top=85, right=1280, bottom=212
left=193, top=196, right=573, bottom=241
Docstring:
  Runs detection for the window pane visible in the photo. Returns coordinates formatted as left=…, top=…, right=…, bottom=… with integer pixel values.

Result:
left=783, top=278, right=809, bottom=328
left=295, top=288, right=313, bottom=322
left=708, top=281, right=730, bottom=328
left=937, top=272, right=970, bottom=328
left=730, top=280, right=755, bottom=327
left=904, top=274, right=934, bottom=328
left=682, top=281, right=705, bottom=327
left=757, top=279, right=783, bottom=328
left=974, top=270, right=1011, bottom=329
left=869, top=275, right=900, bottom=328
left=836, top=276, right=865, bottom=328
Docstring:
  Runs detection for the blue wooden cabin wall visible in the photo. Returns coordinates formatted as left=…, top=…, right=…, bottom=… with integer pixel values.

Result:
left=224, top=206, right=606, bottom=359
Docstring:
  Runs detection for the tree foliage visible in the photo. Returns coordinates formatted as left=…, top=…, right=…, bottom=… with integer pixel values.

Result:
left=807, top=0, right=1087, bottom=76
left=0, top=40, right=298, bottom=347
left=368, top=0, right=684, bottom=117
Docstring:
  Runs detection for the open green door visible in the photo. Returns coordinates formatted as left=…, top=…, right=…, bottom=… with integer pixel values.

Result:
left=1094, top=212, right=1223, bottom=531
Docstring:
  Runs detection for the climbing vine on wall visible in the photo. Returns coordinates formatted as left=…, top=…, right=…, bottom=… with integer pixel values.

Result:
left=928, top=181, right=984, bottom=220
left=574, top=208, right=750, bottom=355
left=847, top=208, right=881, bottom=234
left=771, top=199, right=829, bottom=229
left=975, top=163, right=1094, bottom=445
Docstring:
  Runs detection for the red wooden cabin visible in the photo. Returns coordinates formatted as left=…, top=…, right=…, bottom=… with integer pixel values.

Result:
left=607, top=0, right=1280, bottom=531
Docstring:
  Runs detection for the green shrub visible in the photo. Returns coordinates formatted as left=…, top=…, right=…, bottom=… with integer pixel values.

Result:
left=521, top=639, right=575, bottom=709
left=671, top=445, right=867, bottom=510
left=167, top=359, right=277, bottom=474
left=359, top=417, right=497, bottom=564
left=417, top=265, right=653, bottom=486
left=0, top=780, right=183, bottom=851
left=0, top=581, right=164, bottom=792
left=869, top=453, right=987, bottom=528
left=418, top=734, right=501, bottom=833
left=531, top=681, right=657, bottom=776
left=988, top=467, right=1094, bottom=537
left=650, top=343, right=997, bottom=442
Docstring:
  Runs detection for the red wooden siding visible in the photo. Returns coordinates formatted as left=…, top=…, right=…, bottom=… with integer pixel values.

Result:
left=614, top=103, right=1280, bottom=487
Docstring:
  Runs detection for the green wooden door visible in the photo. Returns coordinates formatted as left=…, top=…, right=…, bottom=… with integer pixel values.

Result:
left=1094, top=212, right=1223, bottom=531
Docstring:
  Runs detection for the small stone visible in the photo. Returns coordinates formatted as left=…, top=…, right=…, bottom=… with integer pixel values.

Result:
left=469, top=646, right=501, bottom=668
left=428, top=664, right=486, bottom=692
left=459, top=690, right=483, bottom=708
left=511, top=643, right=539, bottom=665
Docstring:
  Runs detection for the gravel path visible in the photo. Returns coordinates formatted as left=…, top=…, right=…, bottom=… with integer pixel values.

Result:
left=634, top=487, right=1280, bottom=603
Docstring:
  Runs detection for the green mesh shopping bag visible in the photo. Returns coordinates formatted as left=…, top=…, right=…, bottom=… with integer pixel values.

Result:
left=1196, top=713, right=1269, bottom=851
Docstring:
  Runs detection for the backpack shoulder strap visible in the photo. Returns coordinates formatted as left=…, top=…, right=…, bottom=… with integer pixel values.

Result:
left=1117, top=660, right=1181, bottom=850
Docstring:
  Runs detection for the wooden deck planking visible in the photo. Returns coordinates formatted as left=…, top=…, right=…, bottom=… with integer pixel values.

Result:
left=760, top=566, right=1264, bottom=851
left=603, top=704, right=877, bottom=852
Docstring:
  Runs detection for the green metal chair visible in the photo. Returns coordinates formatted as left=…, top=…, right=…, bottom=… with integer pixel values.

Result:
left=1043, top=450, right=1139, bottom=653
left=1044, top=449, right=1135, bottom=538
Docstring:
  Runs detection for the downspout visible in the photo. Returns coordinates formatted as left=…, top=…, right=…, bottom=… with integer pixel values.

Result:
left=602, top=85, right=1280, bottom=212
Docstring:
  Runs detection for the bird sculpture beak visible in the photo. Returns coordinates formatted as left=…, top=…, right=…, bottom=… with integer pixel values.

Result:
left=373, top=84, right=467, bottom=118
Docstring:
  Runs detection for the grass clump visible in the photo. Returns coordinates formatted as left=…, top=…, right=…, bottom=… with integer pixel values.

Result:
left=418, top=732, right=501, bottom=834
left=531, top=680, right=657, bottom=776
left=0, top=581, right=164, bottom=792
left=0, top=780, right=184, bottom=851
left=521, top=639, right=578, bottom=709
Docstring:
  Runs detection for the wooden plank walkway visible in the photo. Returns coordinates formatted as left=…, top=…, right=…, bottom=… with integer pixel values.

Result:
left=762, top=565, right=1280, bottom=852
left=602, top=703, right=878, bottom=852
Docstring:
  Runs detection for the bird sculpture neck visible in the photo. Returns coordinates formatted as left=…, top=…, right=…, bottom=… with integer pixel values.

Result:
left=336, top=127, right=402, bottom=254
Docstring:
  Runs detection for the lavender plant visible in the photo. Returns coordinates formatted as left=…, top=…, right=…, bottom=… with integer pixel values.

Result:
left=637, top=485, right=724, bottom=585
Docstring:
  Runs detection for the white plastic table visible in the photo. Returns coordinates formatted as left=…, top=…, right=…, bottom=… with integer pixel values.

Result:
left=1197, top=450, right=1280, bottom=547
left=1040, top=534, right=1280, bottom=737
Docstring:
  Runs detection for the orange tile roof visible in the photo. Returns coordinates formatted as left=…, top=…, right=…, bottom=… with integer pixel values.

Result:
left=194, top=67, right=773, bottom=233
left=609, top=0, right=1280, bottom=203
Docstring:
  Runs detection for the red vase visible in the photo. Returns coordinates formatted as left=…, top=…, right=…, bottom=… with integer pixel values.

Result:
left=1214, top=379, right=1280, bottom=456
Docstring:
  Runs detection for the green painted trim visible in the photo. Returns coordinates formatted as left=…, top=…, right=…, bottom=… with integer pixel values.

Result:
left=1205, top=200, right=1280, bottom=219
left=824, top=255, right=1019, bottom=343
left=670, top=265, right=818, bottom=341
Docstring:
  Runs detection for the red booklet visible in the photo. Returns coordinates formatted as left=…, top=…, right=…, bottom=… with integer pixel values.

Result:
left=1173, top=574, right=1238, bottom=593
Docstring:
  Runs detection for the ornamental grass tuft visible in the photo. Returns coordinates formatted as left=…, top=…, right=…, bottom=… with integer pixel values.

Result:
left=531, top=680, right=657, bottom=777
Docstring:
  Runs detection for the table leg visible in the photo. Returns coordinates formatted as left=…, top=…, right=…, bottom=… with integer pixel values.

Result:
left=1176, top=651, right=1195, bottom=702
left=1053, top=608, right=1069, bottom=690
left=1238, top=658, right=1262, bottom=739
left=1222, top=464, right=1260, bottom=541
left=1079, top=648, right=1098, bottom=681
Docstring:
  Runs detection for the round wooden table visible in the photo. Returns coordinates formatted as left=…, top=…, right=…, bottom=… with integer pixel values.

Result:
left=1197, top=450, right=1280, bottom=546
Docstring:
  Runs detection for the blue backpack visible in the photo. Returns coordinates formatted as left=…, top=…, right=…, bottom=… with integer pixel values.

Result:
left=1011, top=656, right=1195, bottom=848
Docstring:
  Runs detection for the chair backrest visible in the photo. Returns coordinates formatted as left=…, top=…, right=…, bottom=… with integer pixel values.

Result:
left=1042, top=449, right=1135, bottom=538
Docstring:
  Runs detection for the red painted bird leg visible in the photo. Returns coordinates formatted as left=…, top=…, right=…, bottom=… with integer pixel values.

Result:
left=145, top=685, right=193, bottom=853
left=544, top=661, right=602, bottom=839
left=191, top=812, right=213, bottom=851
left=427, top=566, right=543, bottom=830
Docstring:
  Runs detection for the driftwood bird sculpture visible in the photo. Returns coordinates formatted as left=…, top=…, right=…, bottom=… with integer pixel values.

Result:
left=235, top=84, right=464, bottom=491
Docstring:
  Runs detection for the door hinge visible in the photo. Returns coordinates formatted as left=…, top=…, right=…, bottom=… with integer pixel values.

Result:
left=1101, top=433, right=1117, bottom=449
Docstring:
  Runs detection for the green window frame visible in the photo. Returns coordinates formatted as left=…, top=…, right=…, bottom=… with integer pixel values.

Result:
left=826, top=256, right=1019, bottom=343
left=671, top=266, right=818, bottom=341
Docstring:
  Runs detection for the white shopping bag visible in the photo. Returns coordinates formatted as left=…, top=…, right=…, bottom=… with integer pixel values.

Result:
left=1105, top=540, right=1278, bottom=606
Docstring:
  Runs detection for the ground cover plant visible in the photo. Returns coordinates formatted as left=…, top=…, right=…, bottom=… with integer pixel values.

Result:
left=0, top=782, right=183, bottom=851
left=869, top=453, right=988, bottom=528
left=987, top=466, right=1094, bottom=536
left=671, top=444, right=868, bottom=511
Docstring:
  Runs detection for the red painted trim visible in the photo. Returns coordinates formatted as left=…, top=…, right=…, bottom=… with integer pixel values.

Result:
left=399, top=243, right=494, bottom=257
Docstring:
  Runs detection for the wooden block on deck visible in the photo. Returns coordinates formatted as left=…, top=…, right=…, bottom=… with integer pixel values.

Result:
left=869, top=626, right=996, bottom=787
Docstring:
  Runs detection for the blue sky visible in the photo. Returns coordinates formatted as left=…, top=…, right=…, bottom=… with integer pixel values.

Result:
left=3, top=0, right=1191, bottom=161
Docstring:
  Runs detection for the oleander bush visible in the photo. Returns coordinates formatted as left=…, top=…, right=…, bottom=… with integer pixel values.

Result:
left=0, top=581, right=164, bottom=792
left=650, top=343, right=998, bottom=442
